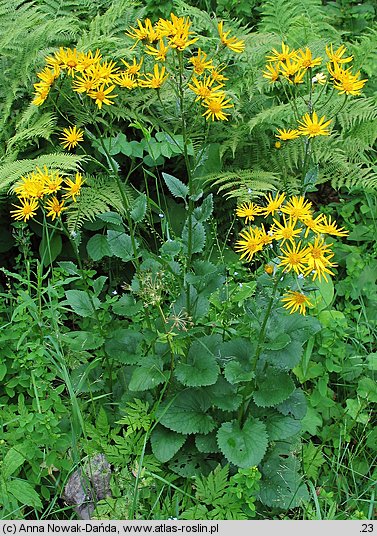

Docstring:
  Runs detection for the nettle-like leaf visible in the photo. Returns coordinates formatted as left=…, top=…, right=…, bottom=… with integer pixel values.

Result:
left=265, top=414, right=301, bottom=441
left=64, top=290, right=100, bottom=317
left=129, top=356, right=168, bottom=392
left=182, top=218, right=206, bottom=254
left=157, top=389, right=215, bottom=435
left=253, top=369, right=295, bottom=407
left=130, top=193, right=147, bottom=223
left=217, top=417, right=268, bottom=468
left=107, top=230, right=136, bottom=262
left=87, top=234, right=111, bottom=261
left=151, top=425, right=186, bottom=463
left=162, top=172, right=188, bottom=200
left=104, top=328, right=144, bottom=365
left=193, top=194, right=213, bottom=222
left=175, top=335, right=220, bottom=387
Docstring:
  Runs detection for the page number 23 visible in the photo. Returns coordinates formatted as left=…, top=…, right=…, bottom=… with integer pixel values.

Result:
left=360, top=524, right=374, bottom=533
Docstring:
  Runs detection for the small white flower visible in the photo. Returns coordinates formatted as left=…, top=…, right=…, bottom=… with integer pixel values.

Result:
left=159, top=213, right=164, bottom=218
left=112, top=290, right=118, bottom=295
left=298, top=274, right=304, bottom=280
left=234, top=271, right=238, bottom=276
left=239, top=283, right=243, bottom=287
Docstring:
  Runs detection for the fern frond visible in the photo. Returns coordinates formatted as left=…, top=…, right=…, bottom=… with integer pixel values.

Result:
left=0, top=153, right=84, bottom=192
left=6, top=112, right=58, bottom=156
left=66, top=175, right=133, bottom=233
left=203, top=170, right=280, bottom=200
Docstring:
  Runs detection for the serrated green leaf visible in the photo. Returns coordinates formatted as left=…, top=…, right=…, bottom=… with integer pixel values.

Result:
left=195, top=432, right=219, bottom=453
left=129, top=357, right=168, bottom=391
left=303, top=441, right=325, bottom=480
left=7, top=480, right=42, bottom=509
left=217, top=418, right=268, bottom=468
left=131, top=194, right=147, bottom=223
left=98, top=211, right=123, bottom=226
left=112, top=295, right=142, bottom=317
left=65, top=290, right=100, bottom=317
left=2, top=449, right=25, bottom=479
left=104, top=328, right=143, bottom=365
left=160, top=239, right=182, bottom=258
left=265, top=414, right=301, bottom=440
left=175, top=336, right=220, bottom=387
left=151, top=425, right=186, bottom=462
left=107, top=230, right=136, bottom=261
left=162, top=172, right=188, bottom=199
left=62, top=331, right=104, bottom=351
left=205, top=376, right=242, bottom=411
left=264, top=333, right=291, bottom=351
left=182, top=219, right=206, bottom=254
left=224, top=362, right=254, bottom=384
left=253, top=371, right=295, bottom=407
left=277, top=389, right=307, bottom=419
left=193, top=194, right=213, bottom=222
left=87, top=234, right=111, bottom=261
left=158, top=390, right=215, bottom=434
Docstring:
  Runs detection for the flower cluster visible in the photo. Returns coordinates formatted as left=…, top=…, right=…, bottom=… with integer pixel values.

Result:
left=10, top=166, right=84, bottom=223
left=263, top=41, right=367, bottom=96
left=32, top=13, right=244, bottom=121
left=235, top=193, right=348, bottom=315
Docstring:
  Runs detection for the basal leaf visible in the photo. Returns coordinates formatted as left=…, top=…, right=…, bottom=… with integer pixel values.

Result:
left=217, top=417, right=268, bottom=468
left=158, top=390, right=215, bottom=434
left=64, top=290, right=100, bottom=317
left=151, top=425, right=186, bottom=462
left=87, top=234, right=111, bottom=261
left=253, top=370, right=295, bottom=407
left=162, top=172, right=188, bottom=200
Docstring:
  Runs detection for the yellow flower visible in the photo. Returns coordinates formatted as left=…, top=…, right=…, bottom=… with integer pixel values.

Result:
left=10, top=198, right=39, bottom=222
left=275, top=141, right=281, bottom=149
left=138, top=64, right=168, bottom=89
left=262, top=63, right=280, bottom=83
left=280, top=59, right=305, bottom=84
left=235, top=227, right=264, bottom=262
left=272, top=215, right=301, bottom=244
left=281, top=195, right=312, bottom=222
left=115, top=72, right=138, bottom=89
left=188, top=75, right=224, bottom=101
left=298, top=112, right=332, bottom=138
left=326, top=44, right=353, bottom=64
left=72, top=71, right=101, bottom=93
left=304, top=236, right=336, bottom=282
left=189, top=48, right=213, bottom=75
left=264, top=264, right=274, bottom=275
left=146, top=40, right=169, bottom=62
left=96, top=59, right=120, bottom=85
left=121, top=57, right=143, bottom=76
left=43, top=173, right=63, bottom=195
left=281, top=291, right=312, bottom=315
left=297, top=47, right=322, bottom=69
left=266, top=42, right=297, bottom=63
left=126, top=18, right=158, bottom=44
left=303, top=214, right=325, bottom=237
left=32, top=87, right=50, bottom=106
left=236, top=202, right=262, bottom=224
left=88, top=84, right=117, bottom=109
left=258, top=223, right=274, bottom=246
left=202, top=94, right=233, bottom=121
left=36, top=66, right=60, bottom=87
left=56, top=47, right=81, bottom=77
left=45, top=196, right=67, bottom=221
left=278, top=240, right=309, bottom=275
left=217, top=21, right=245, bottom=53
left=210, top=65, right=228, bottom=83
left=317, top=215, right=349, bottom=237
left=260, top=191, right=286, bottom=217
left=63, top=172, right=84, bottom=202
left=276, top=128, right=300, bottom=141
left=14, top=173, right=44, bottom=199
left=76, top=49, right=102, bottom=72
left=333, top=68, right=367, bottom=96
left=59, top=126, right=84, bottom=150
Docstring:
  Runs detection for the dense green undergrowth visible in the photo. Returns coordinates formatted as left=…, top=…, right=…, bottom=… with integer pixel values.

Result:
left=0, top=0, right=376, bottom=521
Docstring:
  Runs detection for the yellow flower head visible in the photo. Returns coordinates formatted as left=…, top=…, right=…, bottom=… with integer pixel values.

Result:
left=281, top=195, right=312, bottom=222
left=210, top=65, right=228, bottom=83
left=264, top=264, right=274, bottom=275
left=72, top=71, right=101, bottom=93
left=88, top=84, right=118, bottom=109
left=59, top=126, right=84, bottom=150
left=235, top=227, right=264, bottom=262
left=297, top=47, right=322, bottom=69
left=304, top=236, right=336, bottom=282
left=303, top=214, right=325, bottom=237
left=10, top=198, right=39, bottom=222
left=272, top=215, right=301, bottom=244
left=14, top=173, right=44, bottom=199
left=280, top=58, right=305, bottom=84
left=262, top=63, right=280, bottom=83
left=333, top=68, right=367, bottom=96
left=278, top=240, right=309, bottom=275
left=45, top=196, right=67, bottom=221
left=260, top=191, right=286, bottom=217
left=189, top=48, right=214, bottom=75
left=236, top=202, right=262, bottom=224
left=326, top=44, right=353, bottom=64
left=43, top=172, right=63, bottom=195
left=121, top=57, right=143, bottom=76
left=138, top=64, right=169, bottom=89
left=266, top=42, right=297, bottom=63
left=63, top=172, right=84, bottom=202
left=76, top=49, right=102, bottom=72
left=56, top=47, right=81, bottom=77
left=32, top=87, right=50, bottom=106
left=146, top=40, right=170, bottom=62
left=36, top=66, right=60, bottom=87
left=317, top=215, right=349, bottom=237
left=217, top=21, right=245, bottom=53
left=188, top=75, right=224, bottom=102
left=281, top=291, right=312, bottom=315
left=275, top=128, right=300, bottom=141
left=96, top=59, right=120, bottom=85
left=115, top=72, right=138, bottom=89
left=312, top=72, right=327, bottom=85
left=298, top=111, right=332, bottom=138
left=126, top=18, right=158, bottom=44
left=202, top=94, right=233, bottom=121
